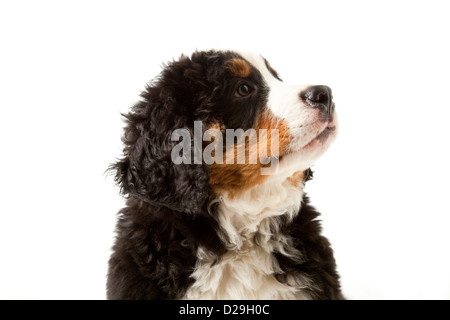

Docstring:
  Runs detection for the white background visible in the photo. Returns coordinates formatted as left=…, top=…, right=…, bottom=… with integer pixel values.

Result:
left=1, top=0, right=449, bottom=299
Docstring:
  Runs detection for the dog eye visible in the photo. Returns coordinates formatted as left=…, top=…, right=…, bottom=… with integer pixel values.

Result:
left=236, top=84, right=252, bottom=97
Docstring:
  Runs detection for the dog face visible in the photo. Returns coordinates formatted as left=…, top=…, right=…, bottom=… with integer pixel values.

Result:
left=208, top=51, right=337, bottom=190
left=112, top=50, right=337, bottom=211
left=239, top=52, right=337, bottom=173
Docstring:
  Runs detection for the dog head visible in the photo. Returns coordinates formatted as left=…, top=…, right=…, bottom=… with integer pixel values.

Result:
left=112, top=50, right=337, bottom=212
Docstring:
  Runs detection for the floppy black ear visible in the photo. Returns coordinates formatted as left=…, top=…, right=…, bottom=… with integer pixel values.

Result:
left=111, top=57, right=211, bottom=214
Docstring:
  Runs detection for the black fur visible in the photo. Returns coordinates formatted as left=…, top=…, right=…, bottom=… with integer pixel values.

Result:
left=107, top=50, right=343, bottom=299
left=275, top=196, right=344, bottom=299
left=107, top=198, right=225, bottom=299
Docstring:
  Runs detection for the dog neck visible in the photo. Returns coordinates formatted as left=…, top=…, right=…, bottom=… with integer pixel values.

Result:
left=215, top=171, right=305, bottom=251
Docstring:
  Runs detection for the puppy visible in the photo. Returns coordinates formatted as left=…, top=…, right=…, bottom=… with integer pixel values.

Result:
left=107, top=50, right=343, bottom=299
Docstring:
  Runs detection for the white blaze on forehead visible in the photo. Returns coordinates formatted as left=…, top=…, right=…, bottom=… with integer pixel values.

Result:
left=236, top=51, right=280, bottom=84
left=236, top=51, right=308, bottom=126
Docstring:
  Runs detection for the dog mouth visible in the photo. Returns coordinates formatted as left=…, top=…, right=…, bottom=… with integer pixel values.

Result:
left=278, top=119, right=337, bottom=163
left=286, top=116, right=337, bottom=155
left=301, top=122, right=336, bottom=150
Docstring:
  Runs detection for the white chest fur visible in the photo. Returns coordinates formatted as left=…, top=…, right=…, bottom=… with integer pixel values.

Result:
left=183, top=243, right=309, bottom=299
left=183, top=175, right=310, bottom=300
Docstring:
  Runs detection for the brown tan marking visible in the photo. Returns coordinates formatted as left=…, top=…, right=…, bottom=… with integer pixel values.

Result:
left=266, top=60, right=276, bottom=74
left=225, top=58, right=251, bottom=77
left=265, top=59, right=280, bottom=78
left=287, top=171, right=305, bottom=188
left=207, top=109, right=292, bottom=198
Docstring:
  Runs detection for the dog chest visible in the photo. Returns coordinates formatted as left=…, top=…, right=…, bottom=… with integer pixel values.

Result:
left=182, top=244, right=309, bottom=300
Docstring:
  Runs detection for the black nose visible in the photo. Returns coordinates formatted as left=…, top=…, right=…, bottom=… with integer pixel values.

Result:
left=300, top=85, right=333, bottom=115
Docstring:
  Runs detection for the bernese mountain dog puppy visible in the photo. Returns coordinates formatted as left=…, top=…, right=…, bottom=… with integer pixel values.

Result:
left=107, top=50, right=343, bottom=300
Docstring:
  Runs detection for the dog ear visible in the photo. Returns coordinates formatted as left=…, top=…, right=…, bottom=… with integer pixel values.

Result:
left=111, top=57, right=211, bottom=214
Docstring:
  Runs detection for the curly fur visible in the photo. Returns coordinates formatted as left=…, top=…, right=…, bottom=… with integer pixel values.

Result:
left=107, top=50, right=344, bottom=300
